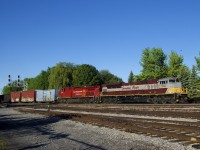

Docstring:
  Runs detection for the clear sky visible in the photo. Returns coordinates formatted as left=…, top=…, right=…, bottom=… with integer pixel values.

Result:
left=0, top=0, right=200, bottom=93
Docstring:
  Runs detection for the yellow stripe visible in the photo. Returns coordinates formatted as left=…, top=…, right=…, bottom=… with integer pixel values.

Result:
left=166, top=88, right=187, bottom=94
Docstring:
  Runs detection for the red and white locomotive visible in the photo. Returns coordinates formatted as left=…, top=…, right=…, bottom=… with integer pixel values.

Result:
left=57, top=77, right=188, bottom=104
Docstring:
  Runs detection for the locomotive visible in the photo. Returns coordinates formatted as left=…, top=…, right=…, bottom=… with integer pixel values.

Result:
left=0, top=77, right=188, bottom=104
left=57, top=77, right=188, bottom=104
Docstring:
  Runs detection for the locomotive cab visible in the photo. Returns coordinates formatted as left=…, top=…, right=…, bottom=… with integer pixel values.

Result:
left=158, top=78, right=187, bottom=95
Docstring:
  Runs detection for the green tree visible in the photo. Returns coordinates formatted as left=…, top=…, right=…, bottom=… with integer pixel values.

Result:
left=134, top=74, right=143, bottom=81
left=2, top=80, right=23, bottom=94
left=168, top=51, right=184, bottom=77
left=72, top=64, right=102, bottom=87
left=128, top=71, right=134, bottom=83
left=140, top=48, right=168, bottom=80
left=177, top=65, right=191, bottom=88
left=188, top=65, right=199, bottom=98
left=109, top=76, right=123, bottom=83
left=2, top=86, right=11, bottom=94
left=99, top=70, right=123, bottom=84
left=35, top=68, right=51, bottom=90
left=24, top=68, right=51, bottom=90
left=48, top=62, right=75, bottom=89
left=25, top=78, right=37, bottom=90
left=194, top=52, right=200, bottom=95
left=195, top=52, right=200, bottom=72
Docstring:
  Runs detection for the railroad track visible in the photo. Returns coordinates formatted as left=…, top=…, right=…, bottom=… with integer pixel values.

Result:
left=17, top=105, right=200, bottom=148
left=22, top=103, right=200, bottom=119
left=76, top=115, right=200, bottom=145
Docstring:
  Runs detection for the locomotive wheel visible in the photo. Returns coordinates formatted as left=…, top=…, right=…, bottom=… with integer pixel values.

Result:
left=152, top=98, right=158, bottom=104
left=160, top=98, right=167, bottom=104
left=169, top=98, right=176, bottom=104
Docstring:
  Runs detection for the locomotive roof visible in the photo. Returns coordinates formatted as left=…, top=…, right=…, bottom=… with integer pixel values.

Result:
left=123, top=79, right=159, bottom=86
left=101, top=82, right=123, bottom=88
left=158, top=77, right=177, bottom=81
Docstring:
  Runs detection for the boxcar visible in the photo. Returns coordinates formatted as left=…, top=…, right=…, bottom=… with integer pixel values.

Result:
left=21, top=90, right=36, bottom=102
left=11, top=91, right=21, bottom=102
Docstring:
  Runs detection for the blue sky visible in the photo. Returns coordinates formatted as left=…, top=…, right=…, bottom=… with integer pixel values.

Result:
left=0, top=0, right=200, bottom=93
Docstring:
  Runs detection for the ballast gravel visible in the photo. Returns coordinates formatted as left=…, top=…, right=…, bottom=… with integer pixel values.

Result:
left=0, top=108, right=197, bottom=150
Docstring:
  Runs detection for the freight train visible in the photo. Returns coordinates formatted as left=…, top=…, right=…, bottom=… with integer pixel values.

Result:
left=0, top=77, right=190, bottom=104
left=57, top=77, right=188, bottom=104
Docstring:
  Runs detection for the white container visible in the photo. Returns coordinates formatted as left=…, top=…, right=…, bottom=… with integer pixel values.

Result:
left=36, top=89, right=58, bottom=102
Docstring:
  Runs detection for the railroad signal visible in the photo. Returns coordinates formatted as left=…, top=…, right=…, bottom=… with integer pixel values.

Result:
left=17, top=75, right=20, bottom=87
left=8, top=75, right=11, bottom=87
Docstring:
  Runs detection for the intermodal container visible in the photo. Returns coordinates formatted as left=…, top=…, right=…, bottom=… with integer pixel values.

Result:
left=35, top=90, right=44, bottom=102
left=11, top=91, right=21, bottom=102
left=3, top=94, right=11, bottom=103
left=0, top=95, right=3, bottom=102
left=21, top=90, right=36, bottom=102
left=36, top=89, right=58, bottom=102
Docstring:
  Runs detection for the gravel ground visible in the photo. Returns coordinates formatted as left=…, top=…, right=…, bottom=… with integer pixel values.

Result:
left=25, top=108, right=199, bottom=122
left=0, top=108, right=197, bottom=150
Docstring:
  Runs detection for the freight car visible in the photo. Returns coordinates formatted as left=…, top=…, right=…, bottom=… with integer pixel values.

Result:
left=21, top=90, right=36, bottom=102
left=11, top=91, right=21, bottom=102
left=10, top=89, right=58, bottom=103
left=0, top=94, right=11, bottom=103
left=36, top=89, right=58, bottom=102
left=57, top=77, right=188, bottom=104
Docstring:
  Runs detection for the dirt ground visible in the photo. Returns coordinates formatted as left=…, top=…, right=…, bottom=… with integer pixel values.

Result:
left=0, top=107, right=198, bottom=150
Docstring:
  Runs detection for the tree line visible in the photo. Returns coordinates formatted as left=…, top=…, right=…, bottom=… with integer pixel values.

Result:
left=2, top=64, right=122, bottom=94
left=127, top=48, right=200, bottom=99
left=3, top=48, right=200, bottom=99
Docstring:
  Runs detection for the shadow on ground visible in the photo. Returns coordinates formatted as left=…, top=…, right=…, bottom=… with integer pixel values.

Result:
left=0, top=109, right=106, bottom=150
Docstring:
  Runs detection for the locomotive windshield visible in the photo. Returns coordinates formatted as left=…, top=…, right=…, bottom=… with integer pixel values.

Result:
left=169, top=79, right=176, bottom=83
left=159, top=78, right=179, bottom=85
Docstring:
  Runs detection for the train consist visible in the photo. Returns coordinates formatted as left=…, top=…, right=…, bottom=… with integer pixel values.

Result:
left=0, top=77, right=189, bottom=104
left=58, top=77, right=188, bottom=104
left=9, top=89, right=58, bottom=103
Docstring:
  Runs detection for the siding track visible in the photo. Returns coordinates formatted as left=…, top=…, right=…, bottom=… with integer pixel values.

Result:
left=14, top=103, right=200, bottom=147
